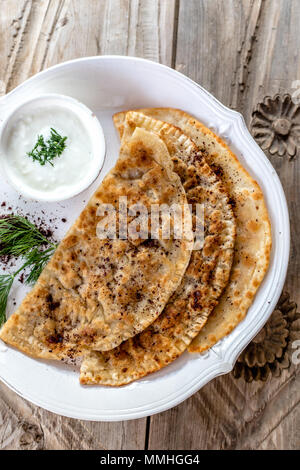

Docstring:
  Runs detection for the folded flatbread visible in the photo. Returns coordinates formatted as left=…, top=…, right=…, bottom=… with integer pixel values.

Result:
left=80, top=111, right=236, bottom=385
left=0, top=125, right=193, bottom=359
left=118, top=108, right=272, bottom=353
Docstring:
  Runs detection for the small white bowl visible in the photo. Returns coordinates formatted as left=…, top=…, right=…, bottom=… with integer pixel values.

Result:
left=0, top=93, right=106, bottom=202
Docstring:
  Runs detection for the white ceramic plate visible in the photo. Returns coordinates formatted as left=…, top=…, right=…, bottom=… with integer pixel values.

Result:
left=0, top=56, right=289, bottom=421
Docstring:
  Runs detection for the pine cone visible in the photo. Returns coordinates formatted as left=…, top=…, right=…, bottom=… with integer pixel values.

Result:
left=233, top=292, right=300, bottom=382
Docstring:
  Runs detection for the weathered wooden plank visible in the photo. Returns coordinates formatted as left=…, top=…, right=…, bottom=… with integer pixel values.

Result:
left=257, top=386, right=300, bottom=450
left=0, top=381, right=147, bottom=449
left=148, top=367, right=299, bottom=450
left=174, top=0, right=260, bottom=107
left=0, top=0, right=176, bottom=450
left=0, top=0, right=176, bottom=95
left=148, top=0, right=300, bottom=450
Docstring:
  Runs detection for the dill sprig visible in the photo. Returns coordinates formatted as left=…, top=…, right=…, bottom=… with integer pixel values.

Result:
left=0, top=274, right=15, bottom=326
left=0, top=215, right=58, bottom=326
left=0, top=215, right=52, bottom=256
left=22, top=246, right=56, bottom=285
left=27, top=128, right=67, bottom=166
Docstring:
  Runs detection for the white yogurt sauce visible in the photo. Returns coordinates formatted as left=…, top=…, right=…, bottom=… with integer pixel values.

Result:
left=4, top=106, right=93, bottom=194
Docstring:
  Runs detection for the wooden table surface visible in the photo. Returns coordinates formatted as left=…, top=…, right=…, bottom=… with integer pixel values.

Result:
left=0, top=0, right=299, bottom=450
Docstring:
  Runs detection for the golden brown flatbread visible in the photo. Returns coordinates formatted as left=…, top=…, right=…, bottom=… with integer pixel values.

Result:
left=0, top=125, right=193, bottom=359
left=80, top=111, right=236, bottom=386
left=120, top=108, right=272, bottom=353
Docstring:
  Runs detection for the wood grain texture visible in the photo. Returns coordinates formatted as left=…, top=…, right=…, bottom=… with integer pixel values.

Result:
left=0, top=0, right=176, bottom=95
left=0, top=381, right=146, bottom=450
left=0, top=0, right=176, bottom=450
left=148, top=0, right=300, bottom=450
left=0, top=0, right=299, bottom=450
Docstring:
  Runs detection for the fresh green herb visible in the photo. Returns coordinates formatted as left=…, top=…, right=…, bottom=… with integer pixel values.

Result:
left=27, top=128, right=67, bottom=166
left=0, top=215, right=52, bottom=256
left=22, top=245, right=56, bottom=285
left=0, top=215, right=58, bottom=326
left=0, top=273, right=15, bottom=326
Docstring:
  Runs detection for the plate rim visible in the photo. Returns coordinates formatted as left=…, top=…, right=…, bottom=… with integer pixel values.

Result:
left=0, top=55, right=290, bottom=421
